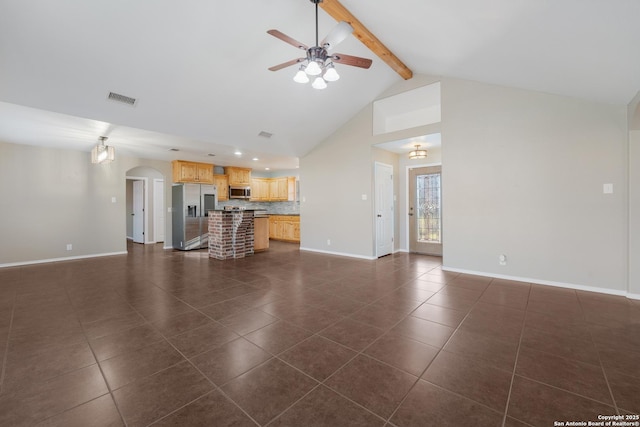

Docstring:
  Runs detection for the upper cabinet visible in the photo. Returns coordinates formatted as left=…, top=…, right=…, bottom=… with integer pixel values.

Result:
left=251, top=176, right=296, bottom=202
left=213, top=174, right=229, bottom=201
left=251, top=178, right=270, bottom=201
left=172, top=160, right=214, bottom=184
left=225, top=167, right=251, bottom=186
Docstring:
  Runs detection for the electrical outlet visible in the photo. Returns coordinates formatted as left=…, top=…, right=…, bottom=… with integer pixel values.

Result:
left=66, top=244, right=73, bottom=251
left=499, top=254, right=507, bottom=266
left=327, top=239, right=331, bottom=246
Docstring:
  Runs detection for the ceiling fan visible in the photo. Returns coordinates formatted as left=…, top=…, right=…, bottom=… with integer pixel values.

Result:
left=267, top=0, right=372, bottom=89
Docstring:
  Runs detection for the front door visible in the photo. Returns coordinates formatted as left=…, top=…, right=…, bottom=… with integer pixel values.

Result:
left=409, top=166, right=442, bottom=255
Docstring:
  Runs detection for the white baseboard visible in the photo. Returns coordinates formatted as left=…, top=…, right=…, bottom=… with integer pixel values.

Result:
left=0, top=251, right=128, bottom=268
left=163, top=245, right=174, bottom=250
left=441, top=266, right=631, bottom=298
left=299, top=246, right=376, bottom=260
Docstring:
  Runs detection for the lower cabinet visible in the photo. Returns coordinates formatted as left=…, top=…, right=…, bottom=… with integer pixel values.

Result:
left=254, top=217, right=269, bottom=251
left=268, top=215, right=300, bottom=243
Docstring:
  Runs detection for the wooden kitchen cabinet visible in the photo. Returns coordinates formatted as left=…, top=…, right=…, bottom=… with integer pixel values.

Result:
left=254, top=216, right=269, bottom=251
left=252, top=177, right=296, bottom=202
left=212, top=174, right=229, bottom=201
left=172, top=160, right=214, bottom=184
left=268, top=215, right=300, bottom=242
left=225, top=167, right=252, bottom=186
left=250, top=178, right=270, bottom=201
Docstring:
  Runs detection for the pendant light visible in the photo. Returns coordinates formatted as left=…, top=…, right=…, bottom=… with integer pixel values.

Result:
left=91, top=136, right=115, bottom=164
left=409, top=144, right=427, bottom=160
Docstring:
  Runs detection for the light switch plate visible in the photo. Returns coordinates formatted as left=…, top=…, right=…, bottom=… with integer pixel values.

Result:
left=603, top=183, right=613, bottom=194
left=361, top=194, right=367, bottom=201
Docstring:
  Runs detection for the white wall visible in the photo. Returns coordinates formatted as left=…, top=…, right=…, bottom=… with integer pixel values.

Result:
left=628, top=92, right=640, bottom=297
left=300, top=75, right=443, bottom=258
left=302, top=74, right=630, bottom=295
left=441, top=78, right=628, bottom=293
left=0, top=141, right=172, bottom=266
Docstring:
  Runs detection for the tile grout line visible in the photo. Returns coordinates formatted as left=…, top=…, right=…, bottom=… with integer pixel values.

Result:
left=383, top=274, right=507, bottom=425
left=0, top=284, right=18, bottom=396
left=575, top=294, right=621, bottom=415
left=514, top=294, right=624, bottom=410
left=139, top=269, right=329, bottom=426
left=106, top=280, right=263, bottom=427
left=500, top=281, right=533, bottom=427
left=190, top=262, right=442, bottom=425
left=62, top=281, right=131, bottom=427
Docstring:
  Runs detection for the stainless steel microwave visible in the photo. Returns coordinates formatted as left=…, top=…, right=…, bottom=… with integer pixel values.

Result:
left=229, top=186, right=251, bottom=199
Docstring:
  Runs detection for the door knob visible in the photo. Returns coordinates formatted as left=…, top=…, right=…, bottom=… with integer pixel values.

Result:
left=377, top=214, right=382, bottom=218
left=408, top=213, right=413, bottom=216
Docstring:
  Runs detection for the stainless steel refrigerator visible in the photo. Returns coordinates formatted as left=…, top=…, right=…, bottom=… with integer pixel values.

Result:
left=172, top=183, right=217, bottom=250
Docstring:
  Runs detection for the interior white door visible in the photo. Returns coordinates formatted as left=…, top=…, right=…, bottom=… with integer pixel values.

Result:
left=375, top=162, right=394, bottom=257
left=132, top=180, right=144, bottom=243
left=153, top=179, right=165, bottom=243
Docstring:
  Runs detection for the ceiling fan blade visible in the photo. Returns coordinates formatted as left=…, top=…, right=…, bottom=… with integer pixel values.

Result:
left=268, top=58, right=306, bottom=72
left=331, top=53, right=372, bottom=69
left=267, top=29, right=308, bottom=50
left=321, top=21, right=353, bottom=50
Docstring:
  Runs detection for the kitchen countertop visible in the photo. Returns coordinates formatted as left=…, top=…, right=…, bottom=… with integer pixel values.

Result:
left=268, top=213, right=300, bottom=216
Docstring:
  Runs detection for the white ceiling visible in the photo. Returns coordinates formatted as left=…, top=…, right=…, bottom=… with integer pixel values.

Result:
left=375, top=134, right=442, bottom=154
left=1, top=0, right=638, bottom=170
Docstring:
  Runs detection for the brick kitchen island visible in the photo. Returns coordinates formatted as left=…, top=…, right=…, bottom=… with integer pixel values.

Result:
left=208, top=210, right=255, bottom=260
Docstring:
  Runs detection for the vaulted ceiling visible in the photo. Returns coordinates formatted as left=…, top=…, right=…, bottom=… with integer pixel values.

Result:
left=1, top=0, right=638, bottom=170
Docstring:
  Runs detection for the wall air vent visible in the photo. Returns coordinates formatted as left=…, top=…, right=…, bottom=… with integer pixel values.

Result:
left=107, top=92, right=137, bottom=107
left=258, top=131, right=273, bottom=139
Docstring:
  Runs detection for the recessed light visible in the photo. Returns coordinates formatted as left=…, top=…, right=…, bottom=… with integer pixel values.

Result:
left=252, top=157, right=259, bottom=161
left=234, top=151, right=242, bottom=156
left=265, top=167, right=270, bottom=170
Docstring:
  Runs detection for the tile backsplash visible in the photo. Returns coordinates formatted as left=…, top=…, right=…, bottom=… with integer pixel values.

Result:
left=220, top=199, right=300, bottom=214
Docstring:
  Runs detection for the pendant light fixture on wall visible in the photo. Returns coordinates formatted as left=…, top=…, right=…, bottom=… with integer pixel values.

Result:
left=409, top=144, right=427, bottom=160
left=91, top=136, right=115, bottom=164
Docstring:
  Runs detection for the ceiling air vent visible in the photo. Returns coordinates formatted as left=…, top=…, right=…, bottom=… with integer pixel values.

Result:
left=258, top=131, right=273, bottom=139
left=107, top=92, right=137, bottom=107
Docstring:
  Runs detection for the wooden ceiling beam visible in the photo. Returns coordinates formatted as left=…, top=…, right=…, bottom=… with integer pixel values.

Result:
left=319, top=0, right=413, bottom=80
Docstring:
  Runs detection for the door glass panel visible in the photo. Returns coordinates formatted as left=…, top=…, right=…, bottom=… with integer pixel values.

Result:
left=416, top=173, right=441, bottom=243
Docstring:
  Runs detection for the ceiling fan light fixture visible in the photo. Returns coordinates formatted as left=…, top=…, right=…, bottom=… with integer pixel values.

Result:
left=293, top=68, right=309, bottom=83
left=409, top=144, right=428, bottom=160
left=305, top=60, right=322, bottom=76
left=312, top=76, right=327, bottom=90
left=323, top=64, right=340, bottom=82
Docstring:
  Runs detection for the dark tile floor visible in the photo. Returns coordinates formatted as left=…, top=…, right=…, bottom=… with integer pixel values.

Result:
left=0, top=241, right=639, bottom=426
